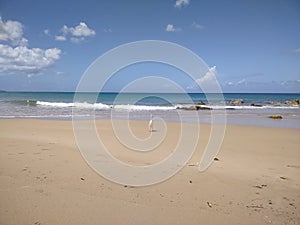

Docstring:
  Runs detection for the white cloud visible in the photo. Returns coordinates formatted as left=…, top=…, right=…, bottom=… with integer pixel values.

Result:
left=221, top=80, right=300, bottom=93
left=19, top=37, right=28, bottom=46
left=174, top=0, right=190, bottom=8
left=166, top=24, right=181, bottom=32
left=61, top=25, right=69, bottom=36
left=44, top=29, right=50, bottom=35
left=69, top=22, right=96, bottom=37
left=166, top=24, right=175, bottom=32
left=237, top=79, right=246, bottom=85
left=55, top=35, right=66, bottom=41
left=56, top=71, right=64, bottom=75
left=191, top=22, right=204, bottom=29
left=187, top=66, right=219, bottom=92
left=0, top=44, right=61, bottom=73
left=196, top=66, right=217, bottom=85
left=0, top=17, right=28, bottom=46
left=56, top=22, right=96, bottom=43
left=70, top=37, right=84, bottom=43
left=0, top=17, right=61, bottom=75
left=291, top=48, right=300, bottom=53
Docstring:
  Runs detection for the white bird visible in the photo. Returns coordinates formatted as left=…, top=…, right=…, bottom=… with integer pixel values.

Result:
left=148, top=114, right=153, bottom=132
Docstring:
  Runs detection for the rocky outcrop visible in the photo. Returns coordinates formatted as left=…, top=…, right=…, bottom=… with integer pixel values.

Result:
left=197, top=100, right=206, bottom=105
left=229, top=99, right=244, bottom=104
left=197, top=106, right=212, bottom=110
left=285, top=99, right=300, bottom=105
left=187, top=105, right=199, bottom=110
left=268, top=115, right=283, bottom=119
left=251, top=103, right=262, bottom=107
left=181, top=105, right=212, bottom=110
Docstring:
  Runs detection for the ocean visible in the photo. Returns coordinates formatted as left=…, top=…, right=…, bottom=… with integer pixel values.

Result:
left=0, top=92, right=299, bottom=129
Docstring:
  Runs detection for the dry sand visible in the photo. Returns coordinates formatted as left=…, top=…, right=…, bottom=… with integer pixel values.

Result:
left=0, top=119, right=299, bottom=225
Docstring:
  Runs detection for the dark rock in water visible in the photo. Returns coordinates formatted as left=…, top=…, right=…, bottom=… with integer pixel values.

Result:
left=251, top=103, right=262, bottom=107
left=226, top=108, right=235, bottom=110
left=184, top=105, right=212, bottom=110
left=285, top=99, right=300, bottom=105
left=197, top=106, right=212, bottom=110
left=229, top=99, right=244, bottom=104
left=269, top=115, right=283, bottom=119
left=197, top=100, right=205, bottom=105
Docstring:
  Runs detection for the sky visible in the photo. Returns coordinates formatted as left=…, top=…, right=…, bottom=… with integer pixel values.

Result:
left=0, top=0, right=299, bottom=93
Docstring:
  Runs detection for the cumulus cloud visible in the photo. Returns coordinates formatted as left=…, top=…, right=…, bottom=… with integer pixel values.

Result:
left=187, top=66, right=220, bottom=92
left=55, top=35, right=66, bottom=41
left=174, top=0, right=190, bottom=8
left=0, top=17, right=28, bottom=46
left=61, top=25, right=69, bottom=36
left=0, top=44, right=61, bottom=73
left=166, top=24, right=181, bottom=32
left=196, top=66, right=217, bottom=85
left=55, top=22, right=96, bottom=43
left=44, top=29, right=50, bottom=35
left=69, top=22, right=96, bottom=36
left=70, top=37, right=84, bottom=43
left=0, top=17, right=61, bottom=75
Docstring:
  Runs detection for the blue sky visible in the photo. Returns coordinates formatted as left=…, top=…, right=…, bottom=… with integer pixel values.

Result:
left=0, top=0, right=299, bottom=92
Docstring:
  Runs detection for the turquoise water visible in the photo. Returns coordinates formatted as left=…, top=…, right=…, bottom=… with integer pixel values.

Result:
left=0, top=92, right=299, bottom=128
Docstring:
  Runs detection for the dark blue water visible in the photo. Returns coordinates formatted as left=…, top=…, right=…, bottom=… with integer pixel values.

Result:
left=0, top=92, right=299, bottom=128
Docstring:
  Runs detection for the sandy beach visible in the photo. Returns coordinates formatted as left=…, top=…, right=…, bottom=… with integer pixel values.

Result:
left=0, top=119, right=299, bottom=225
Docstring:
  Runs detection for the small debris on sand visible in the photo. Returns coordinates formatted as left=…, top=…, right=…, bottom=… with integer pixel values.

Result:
left=188, top=163, right=198, bottom=167
left=80, top=177, right=85, bottom=181
left=289, top=203, right=296, bottom=208
left=207, top=202, right=212, bottom=208
left=246, top=205, right=264, bottom=209
left=214, top=157, right=219, bottom=161
left=268, top=200, right=272, bottom=205
left=254, top=184, right=267, bottom=189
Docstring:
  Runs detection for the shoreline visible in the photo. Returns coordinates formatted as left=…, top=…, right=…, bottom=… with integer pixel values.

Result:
left=0, top=119, right=299, bottom=225
left=1, top=92, right=299, bottom=130
left=1, top=114, right=300, bottom=130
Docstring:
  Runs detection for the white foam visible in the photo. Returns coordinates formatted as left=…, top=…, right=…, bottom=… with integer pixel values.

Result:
left=37, top=101, right=74, bottom=107
left=37, top=101, right=111, bottom=109
left=35, top=101, right=299, bottom=111
left=112, top=104, right=176, bottom=111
